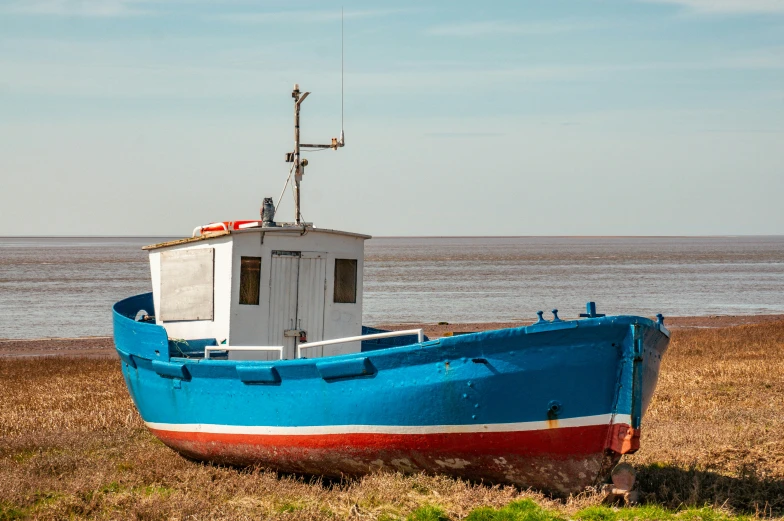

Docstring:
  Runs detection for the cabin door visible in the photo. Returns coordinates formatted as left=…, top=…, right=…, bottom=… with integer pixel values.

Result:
left=268, top=251, right=300, bottom=359
left=296, top=252, right=327, bottom=357
left=267, top=250, right=328, bottom=360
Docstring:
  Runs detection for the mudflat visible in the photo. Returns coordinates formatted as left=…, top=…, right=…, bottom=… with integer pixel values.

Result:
left=0, top=337, right=115, bottom=358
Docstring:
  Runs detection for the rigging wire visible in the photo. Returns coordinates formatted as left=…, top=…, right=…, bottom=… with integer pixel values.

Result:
left=275, top=162, right=295, bottom=213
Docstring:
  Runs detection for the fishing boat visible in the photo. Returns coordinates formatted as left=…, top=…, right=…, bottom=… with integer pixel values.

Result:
left=112, top=84, right=670, bottom=495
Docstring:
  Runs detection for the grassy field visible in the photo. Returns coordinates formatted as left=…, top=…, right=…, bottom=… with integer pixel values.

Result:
left=1, top=321, right=783, bottom=520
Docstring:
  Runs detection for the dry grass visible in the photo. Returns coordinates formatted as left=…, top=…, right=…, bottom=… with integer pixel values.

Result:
left=1, top=321, right=783, bottom=520
left=627, top=321, right=784, bottom=517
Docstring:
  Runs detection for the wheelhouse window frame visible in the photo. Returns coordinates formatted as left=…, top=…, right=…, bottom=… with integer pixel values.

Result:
left=333, top=258, right=357, bottom=304
left=239, top=256, right=262, bottom=305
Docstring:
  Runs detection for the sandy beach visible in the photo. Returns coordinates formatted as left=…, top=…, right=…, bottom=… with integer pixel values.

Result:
left=2, top=314, right=783, bottom=358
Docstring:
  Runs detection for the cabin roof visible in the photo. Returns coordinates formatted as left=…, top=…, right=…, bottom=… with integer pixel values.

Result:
left=142, top=226, right=371, bottom=251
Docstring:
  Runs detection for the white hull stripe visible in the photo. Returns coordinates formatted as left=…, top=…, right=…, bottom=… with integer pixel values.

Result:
left=146, top=414, right=632, bottom=436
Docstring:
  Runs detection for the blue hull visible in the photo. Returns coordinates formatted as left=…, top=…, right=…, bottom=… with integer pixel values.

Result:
left=113, top=293, right=669, bottom=494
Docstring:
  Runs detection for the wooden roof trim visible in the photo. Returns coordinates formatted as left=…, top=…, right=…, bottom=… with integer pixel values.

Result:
left=142, top=231, right=231, bottom=251
left=233, top=226, right=372, bottom=240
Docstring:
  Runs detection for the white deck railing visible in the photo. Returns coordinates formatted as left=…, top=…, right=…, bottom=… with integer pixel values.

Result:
left=202, top=329, right=424, bottom=360
left=297, top=329, right=424, bottom=359
left=204, top=345, right=284, bottom=359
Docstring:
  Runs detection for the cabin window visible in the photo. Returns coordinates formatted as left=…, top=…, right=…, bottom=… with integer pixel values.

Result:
left=160, top=248, right=214, bottom=321
left=239, top=256, right=261, bottom=305
left=333, top=259, right=357, bottom=304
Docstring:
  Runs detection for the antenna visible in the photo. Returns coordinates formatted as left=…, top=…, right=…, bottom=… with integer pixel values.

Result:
left=340, top=6, right=345, bottom=146
left=285, top=10, right=346, bottom=225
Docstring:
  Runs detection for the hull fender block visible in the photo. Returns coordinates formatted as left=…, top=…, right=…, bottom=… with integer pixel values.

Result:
left=152, top=360, right=191, bottom=380
left=316, top=357, right=376, bottom=381
left=236, top=365, right=281, bottom=384
left=117, top=349, right=137, bottom=368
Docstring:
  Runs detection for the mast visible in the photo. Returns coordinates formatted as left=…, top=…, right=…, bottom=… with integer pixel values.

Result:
left=292, top=84, right=308, bottom=225
left=288, top=83, right=344, bottom=225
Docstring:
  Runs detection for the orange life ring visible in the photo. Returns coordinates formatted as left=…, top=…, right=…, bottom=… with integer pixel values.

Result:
left=194, top=220, right=262, bottom=236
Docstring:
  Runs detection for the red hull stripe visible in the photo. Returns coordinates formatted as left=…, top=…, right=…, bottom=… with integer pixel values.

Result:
left=149, top=423, right=622, bottom=458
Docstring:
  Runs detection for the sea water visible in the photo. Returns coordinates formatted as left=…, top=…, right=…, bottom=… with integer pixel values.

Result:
left=1, top=236, right=783, bottom=339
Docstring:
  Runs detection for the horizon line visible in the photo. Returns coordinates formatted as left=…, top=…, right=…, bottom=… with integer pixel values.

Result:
left=1, top=234, right=783, bottom=239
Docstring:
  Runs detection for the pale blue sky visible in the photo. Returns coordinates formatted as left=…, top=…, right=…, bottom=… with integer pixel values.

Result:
left=1, top=0, right=782, bottom=236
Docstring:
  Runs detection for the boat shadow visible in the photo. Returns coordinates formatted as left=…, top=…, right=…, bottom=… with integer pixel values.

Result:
left=634, top=462, right=784, bottom=517
left=185, top=457, right=784, bottom=516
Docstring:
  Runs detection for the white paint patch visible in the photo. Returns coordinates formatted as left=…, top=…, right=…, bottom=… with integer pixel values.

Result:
left=434, top=458, right=471, bottom=469
left=339, top=457, right=368, bottom=470
left=390, top=458, right=417, bottom=472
